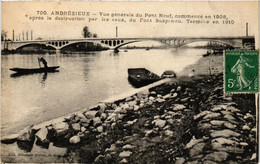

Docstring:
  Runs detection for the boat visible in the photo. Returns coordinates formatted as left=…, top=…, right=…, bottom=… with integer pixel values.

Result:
left=203, top=50, right=211, bottom=57
left=9, top=66, right=60, bottom=74
left=161, top=70, right=177, bottom=78
left=203, top=53, right=210, bottom=57
left=128, top=68, right=161, bottom=87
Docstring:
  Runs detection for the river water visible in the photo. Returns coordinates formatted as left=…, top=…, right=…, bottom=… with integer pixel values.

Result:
left=1, top=48, right=205, bottom=136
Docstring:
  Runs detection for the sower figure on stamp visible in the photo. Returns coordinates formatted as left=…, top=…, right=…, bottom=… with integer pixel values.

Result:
left=38, top=57, right=48, bottom=68
left=231, top=53, right=254, bottom=90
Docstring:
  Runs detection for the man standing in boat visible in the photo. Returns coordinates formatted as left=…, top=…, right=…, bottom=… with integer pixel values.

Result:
left=38, top=57, right=48, bottom=68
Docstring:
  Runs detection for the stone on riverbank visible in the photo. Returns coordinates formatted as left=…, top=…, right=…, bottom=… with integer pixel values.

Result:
left=211, top=145, right=244, bottom=154
left=204, top=152, right=229, bottom=162
left=97, top=126, right=103, bottom=133
left=185, top=137, right=204, bottom=149
left=69, top=135, right=81, bottom=144
left=189, top=143, right=205, bottom=157
left=119, top=158, right=128, bottom=163
left=17, top=126, right=35, bottom=142
left=115, top=107, right=127, bottom=114
left=35, top=127, right=49, bottom=143
left=175, top=157, right=186, bottom=164
left=119, top=151, right=132, bottom=158
left=93, top=117, right=102, bottom=127
left=210, top=129, right=241, bottom=138
left=176, top=86, right=181, bottom=91
left=153, top=119, right=166, bottom=128
left=105, top=144, right=116, bottom=152
left=123, top=144, right=135, bottom=150
left=72, top=123, right=81, bottom=132
left=137, top=89, right=149, bottom=98
left=242, top=125, right=250, bottom=131
left=193, top=111, right=212, bottom=120
left=84, top=111, right=98, bottom=119
left=212, top=137, right=237, bottom=146
left=210, top=120, right=225, bottom=126
left=94, top=155, right=105, bottom=163
left=53, top=122, right=69, bottom=137
left=172, top=104, right=186, bottom=111
left=203, top=112, right=221, bottom=120
left=1, top=134, right=19, bottom=144
left=16, top=126, right=36, bottom=152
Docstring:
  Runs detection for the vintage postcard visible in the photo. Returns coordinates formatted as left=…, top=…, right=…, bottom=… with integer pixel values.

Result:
left=1, top=1, right=259, bottom=163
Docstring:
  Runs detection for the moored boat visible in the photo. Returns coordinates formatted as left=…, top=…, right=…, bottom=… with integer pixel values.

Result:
left=9, top=66, right=60, bottom=74
left=128, top=68, right=161, bottom=88
left=161, top=70, right=177, bottom=78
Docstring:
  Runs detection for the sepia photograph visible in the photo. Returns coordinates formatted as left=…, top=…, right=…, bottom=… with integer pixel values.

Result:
left=1, top=1, right=259, bottom=163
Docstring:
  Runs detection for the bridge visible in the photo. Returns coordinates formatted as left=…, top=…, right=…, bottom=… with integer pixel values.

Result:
left=1, top=36, right=255, bottom=52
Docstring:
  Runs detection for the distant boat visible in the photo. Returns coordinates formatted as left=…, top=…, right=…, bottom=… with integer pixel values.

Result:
left=128, top=68, right=161, bottom=87
left=161, top=70, right=177, bottom=78
left=9, top=66, right=60, bottom=74
left=203, top=53, right=210, bottom=57
left=203, top=50, right=211, bottom=57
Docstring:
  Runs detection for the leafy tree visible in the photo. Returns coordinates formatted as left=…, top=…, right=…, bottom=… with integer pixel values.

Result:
left=82, top=26, right=92, bottom=38
left=82, top=26, right=98, bottom=38
left=1, top=30, right=8, bottom=41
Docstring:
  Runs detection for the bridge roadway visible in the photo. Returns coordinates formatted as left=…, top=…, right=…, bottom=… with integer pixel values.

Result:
left=2, top=36, right=255, bottom=51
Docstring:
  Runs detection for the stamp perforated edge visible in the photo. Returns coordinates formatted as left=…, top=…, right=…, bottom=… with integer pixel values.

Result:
left=223, top=50, right=259, bottom=94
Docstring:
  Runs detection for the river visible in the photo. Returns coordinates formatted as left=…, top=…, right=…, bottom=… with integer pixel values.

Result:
left=1, top=48, right=205, bottom=136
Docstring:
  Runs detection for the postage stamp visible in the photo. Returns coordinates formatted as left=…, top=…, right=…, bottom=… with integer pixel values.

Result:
left=224, top=50, right=259, bottom=93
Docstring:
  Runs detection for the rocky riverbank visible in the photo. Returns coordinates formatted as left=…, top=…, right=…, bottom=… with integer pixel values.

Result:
left=2, top=51, right=257, bottom=163
left=62, top=74, right=257, bottom=163
left=2, top=75, right=254, bottom=164
left=1, top=73, right=257, bottom=163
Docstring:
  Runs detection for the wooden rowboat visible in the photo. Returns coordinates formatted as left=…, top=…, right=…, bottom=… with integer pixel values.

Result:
left=128, top=68, right=161, bottom=88
left=9, top=66, right=60, bottom=74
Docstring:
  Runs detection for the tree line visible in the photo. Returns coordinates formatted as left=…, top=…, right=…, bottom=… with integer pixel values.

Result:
left=82, top=26, right=97, bottom=38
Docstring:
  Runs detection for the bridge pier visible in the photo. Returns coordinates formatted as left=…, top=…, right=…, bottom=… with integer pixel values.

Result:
left=55, top=49, right=61, bottom=54
left=110, top=47, right=119, bottom=53
left=114, top=49, right=119, bottom=53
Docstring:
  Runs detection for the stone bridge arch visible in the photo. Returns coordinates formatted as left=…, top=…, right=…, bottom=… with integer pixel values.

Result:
left=182, top=39, right=235, bottom=48
left=54, top=41, right=110, bottom=50
left=113, top=40, right=140, bottom=50
left=155, top=38, right=237, bottom=48
left=13, top=42, right=56, bottom=51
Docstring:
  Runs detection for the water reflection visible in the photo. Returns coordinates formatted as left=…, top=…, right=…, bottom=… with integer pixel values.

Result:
left=2, top=48, right=204, bottom=138
left=109, top=51, right=119, bottom=56
left=41, top=73, right=48, bottom=87
left=10, top=71, right=59, bottom=78
left=10, top=71, right=59, bottom=87
left=82, top=58, right=91, bottom=81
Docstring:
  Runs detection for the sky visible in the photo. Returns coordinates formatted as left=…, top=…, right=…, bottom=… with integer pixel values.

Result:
left=1, top=1, right=259, bottom=46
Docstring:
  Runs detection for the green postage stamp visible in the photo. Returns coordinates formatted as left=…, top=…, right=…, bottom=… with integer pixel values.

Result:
left=224, top=50, right=259, bottom=93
